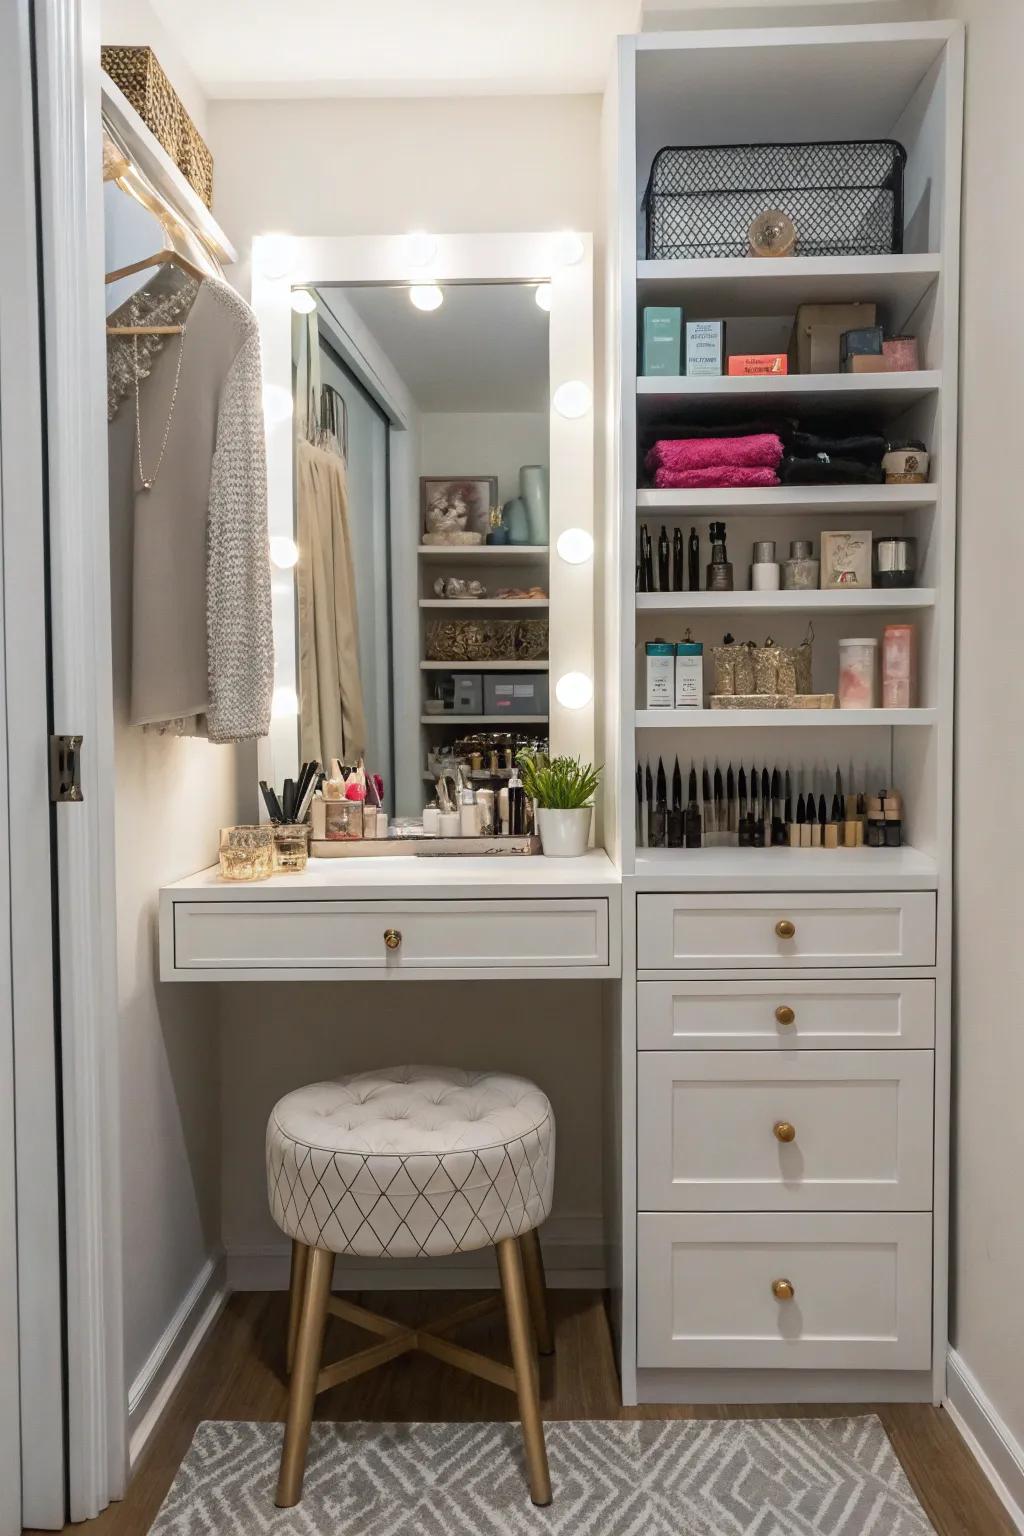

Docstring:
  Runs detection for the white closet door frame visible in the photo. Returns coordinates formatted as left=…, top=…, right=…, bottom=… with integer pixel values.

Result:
left=0, top=3, right=67, bottom=1529
left=32, top=0, right=127, bottom=1520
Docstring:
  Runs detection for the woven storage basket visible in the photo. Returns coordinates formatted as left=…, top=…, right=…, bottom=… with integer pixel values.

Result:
left=101, top=46, right=214, bottom=208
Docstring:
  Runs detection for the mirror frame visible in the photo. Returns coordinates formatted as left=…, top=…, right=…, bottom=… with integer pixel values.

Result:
left=252, top=232, right=595, bottom=805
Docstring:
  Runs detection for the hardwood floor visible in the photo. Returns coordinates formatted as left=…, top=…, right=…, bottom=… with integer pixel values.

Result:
left=31, top=1289, right=1015, bottom=1536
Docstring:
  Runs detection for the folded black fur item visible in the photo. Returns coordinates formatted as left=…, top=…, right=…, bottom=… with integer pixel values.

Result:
left=780, top=455, right=886, bottom=485
left=787, top=430, right=886, bottom=465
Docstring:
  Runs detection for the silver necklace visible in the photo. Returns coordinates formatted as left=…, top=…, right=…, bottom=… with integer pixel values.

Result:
left=134, top=325, right=186, bottom=490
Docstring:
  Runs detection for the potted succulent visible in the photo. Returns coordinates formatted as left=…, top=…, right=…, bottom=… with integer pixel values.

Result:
left=516, top=750, right=601, bottom=858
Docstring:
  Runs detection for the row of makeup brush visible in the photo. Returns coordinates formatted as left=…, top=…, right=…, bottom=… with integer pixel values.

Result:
left=636, top=758, right=905, bottom=849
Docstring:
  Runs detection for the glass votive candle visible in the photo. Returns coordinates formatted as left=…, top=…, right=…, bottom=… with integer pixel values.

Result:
left=324, top=800, right=363, bottom=840
left=273, top=823, right=310, bottom=872
left=219, top=824, right=274, bottom=881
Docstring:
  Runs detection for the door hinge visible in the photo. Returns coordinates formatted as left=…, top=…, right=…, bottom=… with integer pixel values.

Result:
left=49, top=734, right=83, bottom=802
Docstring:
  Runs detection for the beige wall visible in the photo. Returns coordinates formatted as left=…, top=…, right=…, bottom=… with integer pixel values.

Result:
left=206, top=93, right=608, bottom=1277
left=929, top=0, right=1024, bottom=1457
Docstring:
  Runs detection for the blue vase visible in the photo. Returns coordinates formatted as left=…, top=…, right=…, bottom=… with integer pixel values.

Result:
left=519, top=464, right=549, bottom=545
left=503, top=496, right=530, bottom=545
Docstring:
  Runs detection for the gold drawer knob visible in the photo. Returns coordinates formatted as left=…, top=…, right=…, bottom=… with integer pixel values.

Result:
left=772, top=1278, right=795, bottom=1302
left=775, top=1005, right=796, bottom=1025
left=773, top=1120, right=796, bottom=1143
left=775, top=919, right=796, bottom=940
left=384, top=929, right=402, bottom=951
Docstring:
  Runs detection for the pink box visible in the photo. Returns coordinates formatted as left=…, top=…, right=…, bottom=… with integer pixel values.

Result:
left=882, top=624, right=917, bottom=709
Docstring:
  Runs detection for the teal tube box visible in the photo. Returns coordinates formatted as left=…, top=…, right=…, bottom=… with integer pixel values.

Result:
left=642, top=306, right=683, bottom=376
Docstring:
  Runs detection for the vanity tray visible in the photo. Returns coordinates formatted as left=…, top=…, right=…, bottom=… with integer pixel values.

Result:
left=312, top=835, right=540, bottom=858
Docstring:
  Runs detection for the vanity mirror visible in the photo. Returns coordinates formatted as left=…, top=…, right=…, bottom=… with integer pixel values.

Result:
left=253, top=233, right=595, bottom=825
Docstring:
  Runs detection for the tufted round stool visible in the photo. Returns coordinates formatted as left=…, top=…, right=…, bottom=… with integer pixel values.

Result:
left=267, top=1066, right=556, bottom=1508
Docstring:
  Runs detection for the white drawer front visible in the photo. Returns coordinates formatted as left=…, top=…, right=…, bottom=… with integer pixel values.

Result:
left=637, top=1051, right=933, bottom=1211
left=637, top=891, right=935, bottom=969
left=637, top=979, right=935, bottom=1050
left=173, top=898, right=608, bottom=971
left=637, top=1212, right=932, bottom=1370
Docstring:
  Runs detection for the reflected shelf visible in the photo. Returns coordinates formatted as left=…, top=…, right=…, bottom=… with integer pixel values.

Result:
left=636, top=589, right=935, bottom=615
left=420, top=660, right=549, bottom=670
left=635, top=708, right=936, bottom=728
left=421, top=714, right=549, bottom=725
left=419, top=598, right=549, bottom=608
left=417, top=545, right=549, bottom=561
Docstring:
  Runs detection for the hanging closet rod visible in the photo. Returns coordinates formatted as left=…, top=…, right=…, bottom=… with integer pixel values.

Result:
left=106, top=323, right=184, bottom=335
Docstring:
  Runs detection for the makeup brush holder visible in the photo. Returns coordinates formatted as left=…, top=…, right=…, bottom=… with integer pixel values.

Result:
left=273, top=823, right=310, bottom=872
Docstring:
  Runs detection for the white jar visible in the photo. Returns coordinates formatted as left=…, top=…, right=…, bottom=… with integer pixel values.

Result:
left=838, top=637, right=879, bottom=709
left=422, top=806, right=441, bottom=835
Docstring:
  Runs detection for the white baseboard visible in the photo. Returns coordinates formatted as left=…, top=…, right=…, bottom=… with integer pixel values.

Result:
left=127, top=1254, right=228, bottom=1470
left=226, top=1216, right=606, bottom=1293
left=945, top=1348, right=1024, bottom=1533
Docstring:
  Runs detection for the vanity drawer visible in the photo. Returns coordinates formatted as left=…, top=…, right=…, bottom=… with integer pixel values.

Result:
left=636, top=1211, right=932, bottom=1371
left=171, top=898, right=608, bottom=972
left=636, top=891, right=935, bottom=970
left=637, top=979, right=935, bottom=1050
left=637, top=1050, right=933, bottom=1211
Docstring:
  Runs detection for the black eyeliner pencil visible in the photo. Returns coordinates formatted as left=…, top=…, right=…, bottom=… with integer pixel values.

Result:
left=726, top=763, right=736, bottom=837
left=713, top=764, right=724, bottom=848
left=738, top=765, right=747, bottom=822
left=784, top=769, right=793, bottom=827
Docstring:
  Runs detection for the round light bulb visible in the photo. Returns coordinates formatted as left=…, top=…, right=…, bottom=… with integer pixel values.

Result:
left=256, top=233, right=297, bottom=280
left=406, top=231, right=438, bottom=267
left=535, top=283, right=552, bottom=312
left=270, top=536, right=299, bottom=569
left=289, top=288, right=317, bottom=315
left=553, top=380, right=591, bottom=419
left=556, top=528, right=594, bottom=565
left=555, top=672, right=594, bottom=710
left=410, top=284, right=444, bottom=312
left=262, top=384, right=293, bottom=425
left=551, top=230, right=584, bottom=268
left=272, top=685, right=299, bottom=719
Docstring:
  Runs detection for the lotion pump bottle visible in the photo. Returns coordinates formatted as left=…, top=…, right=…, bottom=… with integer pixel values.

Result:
left=460, top=784, right=480, bottom=837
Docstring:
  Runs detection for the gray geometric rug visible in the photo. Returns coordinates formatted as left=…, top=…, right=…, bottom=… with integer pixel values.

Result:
left=149, top=1418, right=935, bottom=1534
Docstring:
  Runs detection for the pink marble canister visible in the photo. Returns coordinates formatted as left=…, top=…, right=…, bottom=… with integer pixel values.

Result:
left=882, top=335, right=920, bottom=371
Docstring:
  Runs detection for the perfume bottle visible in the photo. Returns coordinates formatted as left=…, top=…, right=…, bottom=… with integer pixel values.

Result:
left=706, top=521, right=734, bottom=591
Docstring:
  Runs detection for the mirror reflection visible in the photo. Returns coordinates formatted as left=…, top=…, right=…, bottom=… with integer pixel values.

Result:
left=291, top=281, right=551, bottom=819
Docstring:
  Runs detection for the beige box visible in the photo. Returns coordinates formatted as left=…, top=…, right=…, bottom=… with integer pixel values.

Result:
left=789, top=302, right=878, bottom=375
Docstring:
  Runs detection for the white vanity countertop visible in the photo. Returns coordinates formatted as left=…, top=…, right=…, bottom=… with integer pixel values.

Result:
left=164, top=847, right=620, bottom=903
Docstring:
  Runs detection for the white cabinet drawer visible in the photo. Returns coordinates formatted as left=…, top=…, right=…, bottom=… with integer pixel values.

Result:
left=636, top=891, right=935, bottom=970
left=637, top=1051, right=933, bottom=1211
left=171, top=898, right=608, bottom=973
left=637, top=979, right=935, bottom=1050
left=637, top=1212, right=932, bottom=1370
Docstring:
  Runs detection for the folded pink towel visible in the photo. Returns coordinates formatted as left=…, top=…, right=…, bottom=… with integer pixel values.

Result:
left=646, top=433, right=783, bottom=473
left=653, top=466, right=781, bottom=489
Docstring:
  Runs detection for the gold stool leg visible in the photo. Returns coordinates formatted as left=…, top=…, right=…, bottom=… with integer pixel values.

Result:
left=286, top=1240, right=310, bottom=1374
left=497, top=1237, right=552, bottom=1506
left=276, top=1246, right=333, bottom=1508
left=518, top=1228, right=554, bottom=1357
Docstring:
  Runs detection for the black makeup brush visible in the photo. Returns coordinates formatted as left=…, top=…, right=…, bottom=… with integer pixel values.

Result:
left=672, top=527, right=684, bottom=591
left=702, top=764, right=713, bottom=839
left=808, top=791, right=819, bottom=847
left=738, top=765, right=747, bottom=822
left=636, top=761, right=643, bottom=845
left=688, top=765, right=698, bottom=808
left=726, top=763, right=736, bottom=836
left=669, top=756, right=684, bottom=847
left=645, top=762, right=654, bottom=848
left=713, top=764, right=724, bottom=847
left=658, top=526, right=670, bottom=591
left=771, top=767, right=785, bottom=845
left=654, top=757, right=667, bottom=847
left=784, top=769, right=793, bottom=827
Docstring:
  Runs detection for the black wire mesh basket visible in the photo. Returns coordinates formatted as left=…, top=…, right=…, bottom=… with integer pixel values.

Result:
left=643, top=140, right=906, bottom=260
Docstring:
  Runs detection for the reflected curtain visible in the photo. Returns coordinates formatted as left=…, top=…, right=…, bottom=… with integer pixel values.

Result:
left=296, top=438, right=367, bottom=765
left=294, top=310, right=368, bottom=765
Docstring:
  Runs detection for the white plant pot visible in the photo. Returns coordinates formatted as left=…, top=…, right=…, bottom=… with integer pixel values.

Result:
left=536, top=805, right=592, bottom=858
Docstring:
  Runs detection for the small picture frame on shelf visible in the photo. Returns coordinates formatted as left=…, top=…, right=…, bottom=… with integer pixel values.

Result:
left=820, top=530, right=873, bottom=589
left=421, top=476, right=499, bottom=540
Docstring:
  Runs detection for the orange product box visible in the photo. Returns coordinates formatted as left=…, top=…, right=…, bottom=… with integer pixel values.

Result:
left=727, top=353, right=788, bottom=376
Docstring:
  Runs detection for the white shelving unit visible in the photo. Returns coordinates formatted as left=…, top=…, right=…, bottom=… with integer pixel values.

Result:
left=607, top=20, right=963, bottom=1410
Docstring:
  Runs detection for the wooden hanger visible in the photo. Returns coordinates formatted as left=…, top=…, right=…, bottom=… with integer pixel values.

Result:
left=104, top=147, right=218, bottom=334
